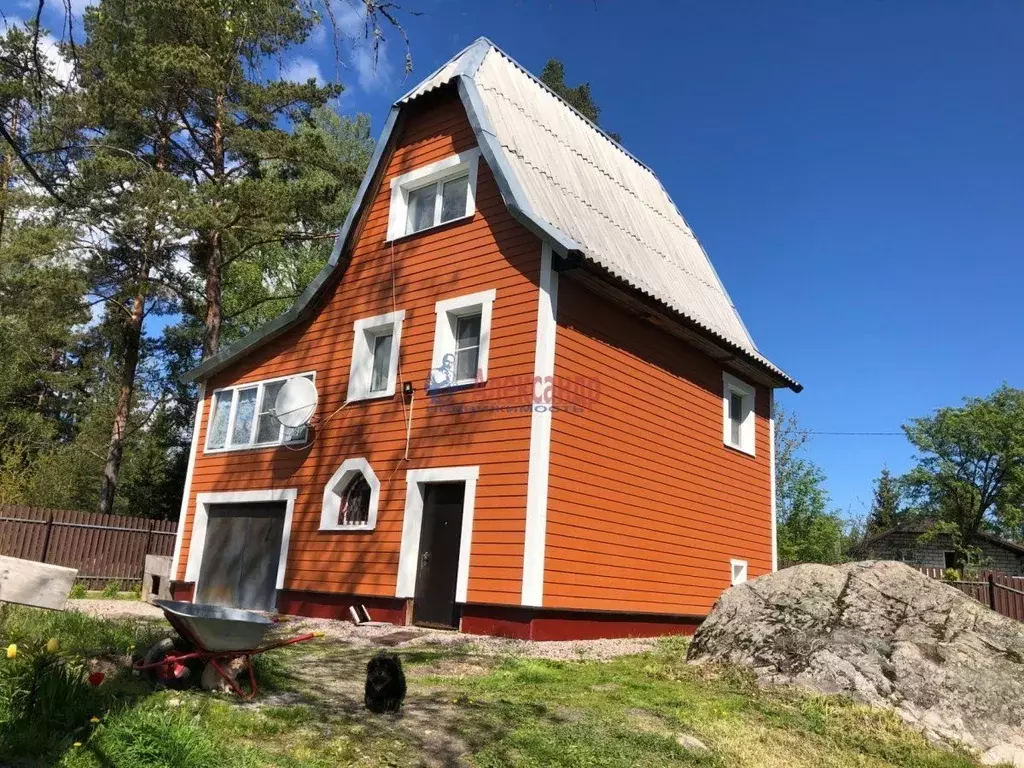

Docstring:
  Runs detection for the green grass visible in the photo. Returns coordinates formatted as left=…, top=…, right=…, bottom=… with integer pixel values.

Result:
left=0, top=608, right=992, bottom=768
left=436, top=638, right=981, bottom=768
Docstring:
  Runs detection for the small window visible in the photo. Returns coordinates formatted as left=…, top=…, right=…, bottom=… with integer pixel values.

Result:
left=429, top=290, right=496, bottom=390
left=387, top=149, right=480, bottom=241
left=347, top=311, right=405, bottom=402
left=722, top=372, right=755, bottom=455
left=205, top=373, right=315, bottom=452
left=454, top=314, right=482, bottom=384
left=321, top=458, right=381, bottom=531
left=731, top=559, right=748, bottom=586
left=339, top=474, right=372, bottom=527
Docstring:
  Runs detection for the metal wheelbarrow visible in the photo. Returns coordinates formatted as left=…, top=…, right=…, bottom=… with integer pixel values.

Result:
left=135, top=600, right=319, bottom=700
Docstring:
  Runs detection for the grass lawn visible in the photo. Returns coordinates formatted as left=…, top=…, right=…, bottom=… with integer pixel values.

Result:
left=0, top=607, right=991, bottom=767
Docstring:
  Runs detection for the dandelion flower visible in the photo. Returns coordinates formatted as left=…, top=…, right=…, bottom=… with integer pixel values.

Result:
left=46, top=638, right=59, bottom=654
left=6, top=644, right=16, bottom=659
left=90, top=716, right=100, bottom=724
left=73, top=742, right=82, bottom=748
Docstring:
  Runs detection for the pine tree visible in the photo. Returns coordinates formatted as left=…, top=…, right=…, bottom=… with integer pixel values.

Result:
left=867, top=467, right=903, bottom=534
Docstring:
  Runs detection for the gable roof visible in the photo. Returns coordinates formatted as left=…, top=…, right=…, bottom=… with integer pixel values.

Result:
left=185, top=38, right=799, bottom=390
left=852, top=520, right=1024, bottom=558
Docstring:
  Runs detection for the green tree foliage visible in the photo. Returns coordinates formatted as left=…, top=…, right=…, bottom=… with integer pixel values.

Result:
left=0, top=6, right=374, bottom=517
left=866, top=466, right=903, bottom=534
left=902, top=384, right=1024, bottom=568
left=775, top=404, right=846, bottom=565
left=539, top=59, right=622, bottom=143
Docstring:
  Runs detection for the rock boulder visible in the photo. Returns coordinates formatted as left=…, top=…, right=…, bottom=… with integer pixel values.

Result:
left=687, top=561, right=1024, bottom=764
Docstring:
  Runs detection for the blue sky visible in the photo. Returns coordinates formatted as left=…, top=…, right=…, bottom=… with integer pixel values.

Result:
left=16, top=0, right=1024, bottom=522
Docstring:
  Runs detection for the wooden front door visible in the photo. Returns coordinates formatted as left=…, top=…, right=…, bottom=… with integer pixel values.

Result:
left=195, top=502, right=285, bottom=611
left=412, top=482, right=465, bottom=628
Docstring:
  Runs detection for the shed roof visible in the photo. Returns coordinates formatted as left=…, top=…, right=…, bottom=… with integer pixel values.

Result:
left=852, top=520, right=1024, bottom=558
left=186, top=38, right=799, bottom=390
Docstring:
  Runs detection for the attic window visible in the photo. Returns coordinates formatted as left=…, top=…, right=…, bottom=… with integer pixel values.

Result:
left=387, top=149, right=480, bottom=240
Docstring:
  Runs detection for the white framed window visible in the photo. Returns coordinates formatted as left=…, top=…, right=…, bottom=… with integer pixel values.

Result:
left=347, top=310, right=405, bottom=402
left=730, top=558, right=748, bottom=586
left=722, top=372, right=756, bottom=456
left=205, top=372, right=315, bottom=453
left=428, top=289, right=496, bottom=389
left=321, top=458, right=381, bottom=531
left=386, top=148, right=481, bottom=240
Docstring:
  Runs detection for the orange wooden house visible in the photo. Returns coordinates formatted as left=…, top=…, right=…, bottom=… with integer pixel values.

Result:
left=169, top=38, right=800, bottom=640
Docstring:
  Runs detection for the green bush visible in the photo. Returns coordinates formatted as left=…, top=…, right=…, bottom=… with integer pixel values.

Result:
left=101, top=581, right=121, bottom=599
left=70, top=583, right=88, bottom=599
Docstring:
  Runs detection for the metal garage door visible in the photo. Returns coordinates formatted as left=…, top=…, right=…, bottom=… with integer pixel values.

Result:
left=195, top=502, right=285, bottom=611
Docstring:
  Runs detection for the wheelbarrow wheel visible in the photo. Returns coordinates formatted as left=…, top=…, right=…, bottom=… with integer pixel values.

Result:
left=141, top=637, right=201, bottom=690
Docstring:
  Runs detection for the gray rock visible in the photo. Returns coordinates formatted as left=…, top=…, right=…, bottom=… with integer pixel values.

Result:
left=687, top=561, right=1024, bottom=758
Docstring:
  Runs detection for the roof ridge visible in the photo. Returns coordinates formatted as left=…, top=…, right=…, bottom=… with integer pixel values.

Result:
left=473, top=41, right=660, bottom=179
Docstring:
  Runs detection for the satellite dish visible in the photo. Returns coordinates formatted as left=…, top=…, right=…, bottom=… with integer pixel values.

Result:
left=274, top=377, right=318, bottom=428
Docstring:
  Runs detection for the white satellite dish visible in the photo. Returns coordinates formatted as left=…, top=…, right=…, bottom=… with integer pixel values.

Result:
left=274, top=376, right=319, bottom=428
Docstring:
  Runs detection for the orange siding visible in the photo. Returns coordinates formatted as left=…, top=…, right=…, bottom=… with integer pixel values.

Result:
left=177, top=92, right=541, bottom=606
left=545, top=279, right=773, bottom=616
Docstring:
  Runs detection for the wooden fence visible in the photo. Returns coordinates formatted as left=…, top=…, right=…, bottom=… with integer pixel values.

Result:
left=0, top=505, right=177, bottom=590
left=917, top=567, right=1024, bottom=622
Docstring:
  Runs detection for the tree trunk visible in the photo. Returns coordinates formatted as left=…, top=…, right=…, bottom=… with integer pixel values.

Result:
left=98, top=283, right=146, bottom=515
left=202, top=230, right=222, bottom=357
left=202, top=93, right=226, bottom=359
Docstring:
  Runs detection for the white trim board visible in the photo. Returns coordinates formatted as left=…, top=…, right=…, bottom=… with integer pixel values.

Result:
left=185, top=489, right=298, bottom=597
left=386, top=148, right=481, bottom=241
left=171, top=381, right=206, bottom=581
left=769, top=389, right=778, bottom=572
left=347, top=310, right=405, bottom=402
left=431, top=288, right=497, bottom=386
left=396, top=466, right=480, bottom=603
left=521, top=242, right=559, bottom=607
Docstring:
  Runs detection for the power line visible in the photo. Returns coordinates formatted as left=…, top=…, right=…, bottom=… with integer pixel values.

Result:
left=807, top=431, right=903, bottom=436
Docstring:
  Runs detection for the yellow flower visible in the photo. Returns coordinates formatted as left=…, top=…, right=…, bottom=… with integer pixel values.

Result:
left=6, top=644, right=16, bottom=659
left=73, top=742, right=82, bottom=748
left=46, top=638, right=59, bottom=654
left=89, top=716, right=100, bottom=724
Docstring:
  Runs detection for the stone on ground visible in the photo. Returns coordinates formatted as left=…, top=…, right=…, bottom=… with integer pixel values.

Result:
left=687, top=560, right=1024, bottom=764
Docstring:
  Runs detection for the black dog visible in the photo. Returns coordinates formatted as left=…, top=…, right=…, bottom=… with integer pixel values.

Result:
left=364, top=651, right=407, bottom=713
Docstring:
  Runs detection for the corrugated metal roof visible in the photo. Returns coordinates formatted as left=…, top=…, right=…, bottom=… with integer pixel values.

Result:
left=184, top=38, right=798, bottom=389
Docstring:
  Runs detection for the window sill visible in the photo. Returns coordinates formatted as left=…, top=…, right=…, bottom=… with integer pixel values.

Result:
left=346, top=390, right=397, bottom=404
left=204, top=440, right=307, bottom=456
left=723, top=440, right=755, bottom=458
left=318, top=523, right=376, bottom=533
left=425, top=378, right=487, bottom=395
left=384, top=213, right=474, bottom=244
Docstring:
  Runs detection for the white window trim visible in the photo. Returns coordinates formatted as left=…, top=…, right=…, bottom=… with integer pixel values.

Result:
left=722, top=371, right=756, bottom=456
left=204, top=371, right=316, bottom=454
left=320, top=457, right=381, bottom=532
left=396, top=466, right=479, bottom=604
left=430, top=289, right=496, bottom=388
left=730, top=558, right=749, bottom=586
left=185, top=489, right=297, bottom=595
left=386, top=148, right=481, bottom=241
left=346, top=310, right=405, bottom=402
left=171, top=382, right=206, bottom=581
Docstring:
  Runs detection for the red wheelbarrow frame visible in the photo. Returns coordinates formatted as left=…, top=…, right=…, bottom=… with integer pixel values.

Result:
left=135, top=611, right=317, bottom=700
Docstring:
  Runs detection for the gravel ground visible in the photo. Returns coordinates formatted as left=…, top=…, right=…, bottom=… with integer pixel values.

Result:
left=68, top=599, right=663, bottom=661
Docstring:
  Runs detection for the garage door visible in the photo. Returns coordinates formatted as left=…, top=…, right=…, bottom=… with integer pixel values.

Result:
left=195, top=502, right=285, bottom=611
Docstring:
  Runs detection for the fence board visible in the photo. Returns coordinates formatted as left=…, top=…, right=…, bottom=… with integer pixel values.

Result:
left=917, top=567, right=1024, bottom=624
left=0, top=505, right=178, bottom=590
